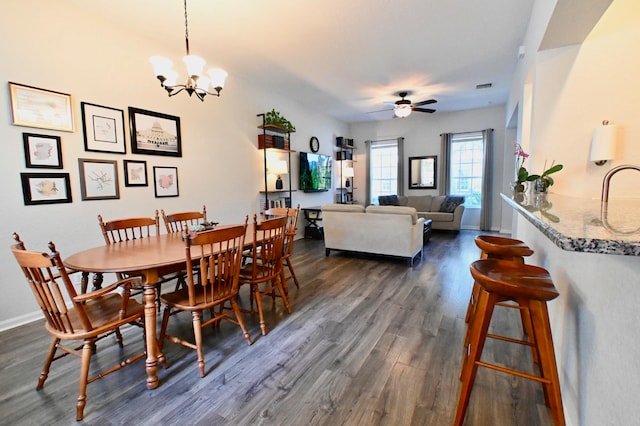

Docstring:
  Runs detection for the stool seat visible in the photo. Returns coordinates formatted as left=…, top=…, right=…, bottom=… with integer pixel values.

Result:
left=470, top=259, right=558, bottom=301
left=475, top=235, right=534, bottom=260
left=456, top=258, right=565, bottom=426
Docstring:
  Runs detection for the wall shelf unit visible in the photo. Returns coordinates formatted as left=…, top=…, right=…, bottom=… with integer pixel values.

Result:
left=257, top=114, right=295, bottom=210
left=335, top=137, right=356, bottom=204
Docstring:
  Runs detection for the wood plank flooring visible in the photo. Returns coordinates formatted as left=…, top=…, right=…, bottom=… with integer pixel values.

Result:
left=0, top=231, right=553, bottom=425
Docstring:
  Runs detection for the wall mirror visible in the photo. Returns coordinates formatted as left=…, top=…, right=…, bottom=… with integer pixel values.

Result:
left=409, top=155, right=437, bottom=189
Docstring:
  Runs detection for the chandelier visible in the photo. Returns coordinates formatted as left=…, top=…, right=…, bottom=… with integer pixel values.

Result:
left=149, top=0, right=227, bottom=101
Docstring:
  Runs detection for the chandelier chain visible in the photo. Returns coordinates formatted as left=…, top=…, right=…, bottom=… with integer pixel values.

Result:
left=183, top=0, right=190, bottom=55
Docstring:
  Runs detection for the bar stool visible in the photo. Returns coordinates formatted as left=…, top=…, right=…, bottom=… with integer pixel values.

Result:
left=465, top=235, right=534, bottom=324
left=455, top=259, right=565, bottom=426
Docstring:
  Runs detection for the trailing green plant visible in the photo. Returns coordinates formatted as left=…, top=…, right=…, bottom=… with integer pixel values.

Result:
left=265, top=109, right=296, bottom=132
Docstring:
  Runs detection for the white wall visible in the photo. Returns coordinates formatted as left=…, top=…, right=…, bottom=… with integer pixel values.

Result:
left=0, top=1, right=343, bottom=328
left=510, top=1, right=640, bottom=425
left=348, top=105, right=508, bottom=230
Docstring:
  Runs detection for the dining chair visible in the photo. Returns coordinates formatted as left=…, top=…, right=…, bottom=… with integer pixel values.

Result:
left=160, top=204, right=211, bottom=233
left=159, top=218, right=252, bottom=378
left=263, top=204, right=301, bottom=289
left=239, top=214, right=291, bottom=336
left=160, top=205, right=212, bottom=291
left=10, top=233, right=146, bottom=421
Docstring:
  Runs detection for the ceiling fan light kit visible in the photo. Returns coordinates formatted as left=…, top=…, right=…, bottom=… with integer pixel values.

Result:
left=149, top=0, right=227, bottom=101
left=391, top=91, right=437, bottom=118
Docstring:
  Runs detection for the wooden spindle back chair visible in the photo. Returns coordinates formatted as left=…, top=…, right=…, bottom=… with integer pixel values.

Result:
left=161, top=205, right=209, bottom=233
left=98, top=213, right=160, bottom=245
left=159, top=218, right=251, bottom=377
left=239, top=214, right=291, bottom=336
left=10, top=233, right=145, bottom=421
left=263, top=204, right=301, bottom=289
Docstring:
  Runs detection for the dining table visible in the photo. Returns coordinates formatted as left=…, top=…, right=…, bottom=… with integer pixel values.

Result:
left=63, top=223, right=255, bottom=390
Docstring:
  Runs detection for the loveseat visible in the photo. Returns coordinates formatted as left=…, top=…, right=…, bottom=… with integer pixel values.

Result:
left=378, top=195, right=465, bottom=231
left=321, top=204, right=425, bottom=266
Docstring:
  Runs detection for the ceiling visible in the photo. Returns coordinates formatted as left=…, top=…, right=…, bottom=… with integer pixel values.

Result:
left=70, top=0, right=534, bottom=123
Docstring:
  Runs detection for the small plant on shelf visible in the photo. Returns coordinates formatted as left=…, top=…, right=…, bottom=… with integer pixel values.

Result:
left=265, top=109, right=296, bottom=132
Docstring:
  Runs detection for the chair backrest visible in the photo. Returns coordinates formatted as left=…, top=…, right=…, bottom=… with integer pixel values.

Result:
left=161, top=205, right=207, bottom=233
left=263, top=204, right=300, bottom=256
left=98, top=213, right=160, bottom=244
left=10, top=233, right=93, bottom=334
left=248, top=214, right=288, bottom=281
left=183, top=217, right=248, bottom=306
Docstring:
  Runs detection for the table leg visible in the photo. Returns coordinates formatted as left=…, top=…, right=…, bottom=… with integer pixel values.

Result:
left=142, top=271, right=165, bottom=389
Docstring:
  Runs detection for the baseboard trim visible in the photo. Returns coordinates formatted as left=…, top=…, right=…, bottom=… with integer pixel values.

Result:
left=0, top=311, right=42, bottom=333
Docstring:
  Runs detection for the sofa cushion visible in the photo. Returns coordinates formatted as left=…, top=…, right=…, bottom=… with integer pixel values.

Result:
left=439, top=195, right=465, bottom=213
left=322, top=204, right=365, bottom=213
left=406, top=195, right=434, bottom=212
left=421, top=211, right=454, bottom=222
left=366, top=205, right=418, bottom=225
left=378, top=195, right=399, bottom=205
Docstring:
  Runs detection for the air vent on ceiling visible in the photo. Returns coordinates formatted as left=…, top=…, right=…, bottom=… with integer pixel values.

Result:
left=476, top=83, right=493, bottom=89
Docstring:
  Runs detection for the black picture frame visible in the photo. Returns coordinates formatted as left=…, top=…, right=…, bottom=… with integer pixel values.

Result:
left=23, top=133, right=63, bottom=169
left=123, top=160, right=148, bottom=187
left=20, top=172, right=72, bottom=205
left=408, top=155, right=437, bottom=190
left=153, top=166, right=179, bottom=197
left=129, top=107, right=182, bottom=157
left=81, top=102, right=126, bottom=154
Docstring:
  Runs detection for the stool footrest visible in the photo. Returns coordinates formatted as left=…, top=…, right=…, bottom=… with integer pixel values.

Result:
left=486, top=332, right=534, bottom=347
left=475, top=360, right=552, bottom=384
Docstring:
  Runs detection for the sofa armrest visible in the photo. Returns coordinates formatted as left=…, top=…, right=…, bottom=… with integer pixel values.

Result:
left=452, top=204, right=465, bottom=225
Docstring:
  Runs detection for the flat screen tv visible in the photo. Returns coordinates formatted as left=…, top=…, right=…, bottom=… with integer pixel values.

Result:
left=299, top=152, right=332, bottom=192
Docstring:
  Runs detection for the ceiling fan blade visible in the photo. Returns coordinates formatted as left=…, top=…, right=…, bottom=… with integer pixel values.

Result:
left=413, top=99, right=437, bottom=106
left=367, top=108, right=393, bottom=114
left=412, top=107, right=436, bottom=113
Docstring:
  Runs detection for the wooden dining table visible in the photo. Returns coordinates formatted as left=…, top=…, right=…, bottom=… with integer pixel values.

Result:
left=63, top=224, right=255, bottom=390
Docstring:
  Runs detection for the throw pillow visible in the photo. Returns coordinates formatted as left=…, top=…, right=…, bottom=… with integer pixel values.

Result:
left=439, top=195, right=465, bottom=213
left=378, top=195, right=399, bottom=206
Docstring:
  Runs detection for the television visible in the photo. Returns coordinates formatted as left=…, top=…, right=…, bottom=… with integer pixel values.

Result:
left=299, top=152, right=332, bottom=192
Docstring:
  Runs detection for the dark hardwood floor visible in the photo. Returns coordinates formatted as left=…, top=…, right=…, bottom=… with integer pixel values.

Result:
left=0, top=231, right=553, bottom=425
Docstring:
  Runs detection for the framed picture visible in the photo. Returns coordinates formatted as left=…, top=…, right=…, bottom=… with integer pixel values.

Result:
left=129, top=107, right=182, bottom=157
left=153, top=166, right=179, bottom=197
left=123, top=159, right=148, bottom=187
left=81, top=102, right=126, bottom=153
left=23, top=133, right=63, bottom=169
left=9, top=82, right=74, bottom=132
left=20, top=172, right=72, bottom=205
left=78, top=158, right=120, bottom=200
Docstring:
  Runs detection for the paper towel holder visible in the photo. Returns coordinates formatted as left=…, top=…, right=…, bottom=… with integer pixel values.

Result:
left=590, top=120, right=617, bottom=166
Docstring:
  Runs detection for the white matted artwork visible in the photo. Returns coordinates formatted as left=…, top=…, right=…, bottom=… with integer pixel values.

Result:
left=81, top=102, right=126, bottom=153
left=23, top=133, right=63, bottom=168
left=9, top=82, right=74, bottom=132
left=129, top=107, right=182, bottom=157
left=78, top=158, right=120, bottom=200
left=153, top=166, right=179, bottom=197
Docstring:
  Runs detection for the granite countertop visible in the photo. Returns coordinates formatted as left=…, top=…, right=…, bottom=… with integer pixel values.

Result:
left=501, top=192, right=640, bottom=256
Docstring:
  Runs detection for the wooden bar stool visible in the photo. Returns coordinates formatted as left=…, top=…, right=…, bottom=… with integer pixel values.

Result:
left=465, top=235, right=534, bottom=324
left=455, top=259, right=565, bottom=426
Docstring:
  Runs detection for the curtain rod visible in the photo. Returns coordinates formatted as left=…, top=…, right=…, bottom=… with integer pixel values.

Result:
left=439, top=128, right=493, bottom=136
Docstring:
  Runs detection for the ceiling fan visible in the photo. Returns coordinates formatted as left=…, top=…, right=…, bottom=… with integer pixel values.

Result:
left=391, top=91, right=437, bottom=118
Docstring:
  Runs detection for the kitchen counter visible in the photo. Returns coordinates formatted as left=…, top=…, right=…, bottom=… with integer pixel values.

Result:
left=501, top=192, right=640, bottom=256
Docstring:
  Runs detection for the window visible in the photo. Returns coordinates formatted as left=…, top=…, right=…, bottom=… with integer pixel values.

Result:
left=369, top=140, right=399, bottom=205
left=449, top=133, right=484, bottom=208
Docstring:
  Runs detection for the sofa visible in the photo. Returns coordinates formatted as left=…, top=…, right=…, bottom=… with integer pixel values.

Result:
left=321, top=204, right=425, bottom=266
left=379, top=195, right=465, bottom=231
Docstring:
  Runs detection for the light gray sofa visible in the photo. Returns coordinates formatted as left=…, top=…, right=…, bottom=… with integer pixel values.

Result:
left=321, top=204, right=425, bottom=266
left=397, top=195, right=465, bottom=231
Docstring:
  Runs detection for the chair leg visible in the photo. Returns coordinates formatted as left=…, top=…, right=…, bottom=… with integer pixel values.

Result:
left=115, top=327, right=124, bottom=348
left=230, top=299, right=252, bottom=345
left=37, top=337, right=59, bottom=389
left=158, top=306, right=172, bottom=352
left=76, top=339, right=93, bottom=421
left=254, top=285, right=267, bottom=336
left=286, top=259, right=299, bottom=289
left=277, top=270, right=292, bottom=314
left=192, top=311, right=205, bottom=377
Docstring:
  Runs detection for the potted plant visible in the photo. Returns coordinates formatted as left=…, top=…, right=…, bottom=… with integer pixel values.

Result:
left=265, top=109, right=296, bottom=132
left=529, top=160, right=563, bottom=193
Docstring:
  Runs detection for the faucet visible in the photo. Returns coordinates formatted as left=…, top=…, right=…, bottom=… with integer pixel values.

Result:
left=601, top=164, right=640, bottom=202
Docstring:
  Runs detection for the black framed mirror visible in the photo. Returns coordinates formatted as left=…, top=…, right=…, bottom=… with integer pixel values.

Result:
left=408, top=155, right=437, bottom=189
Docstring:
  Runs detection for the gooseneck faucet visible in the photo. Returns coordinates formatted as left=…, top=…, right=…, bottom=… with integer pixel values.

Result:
left=601, top=165, right=640, bottom=202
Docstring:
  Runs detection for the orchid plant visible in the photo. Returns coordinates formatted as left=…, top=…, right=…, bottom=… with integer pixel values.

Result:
left=512, top=142, right=563, bottom=192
